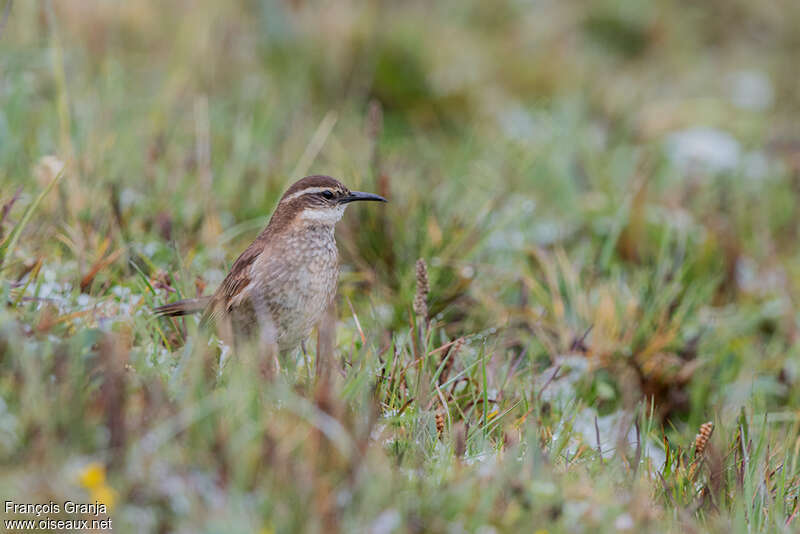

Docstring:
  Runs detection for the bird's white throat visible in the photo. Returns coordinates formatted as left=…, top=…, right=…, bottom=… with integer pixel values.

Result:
left=298, top=204, right=346, bottom=224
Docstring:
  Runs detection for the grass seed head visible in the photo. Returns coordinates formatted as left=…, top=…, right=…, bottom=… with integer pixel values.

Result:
left=413, top=258, right=429, bottom=320
left=694, top=421, right=714, bottom=457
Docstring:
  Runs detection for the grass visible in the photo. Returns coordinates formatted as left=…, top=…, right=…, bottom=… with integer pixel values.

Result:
left=2, top=0, right=800, bottom=532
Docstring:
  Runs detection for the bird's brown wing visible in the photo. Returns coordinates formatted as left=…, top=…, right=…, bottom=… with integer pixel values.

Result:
left=199, top=240, right=264, bottom=328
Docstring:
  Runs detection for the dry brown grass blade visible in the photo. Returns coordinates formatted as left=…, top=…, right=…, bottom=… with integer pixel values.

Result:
left=12, top=257, right=42, bottom=307
left=345, top=296, right=366, bottom=345
left=437, top=337, right=462, bottom=387
left=80, top=247, right=124, bottom=293
left=98, top=333, right=128, bottom=468
left=0, top=185, right=22, bottom=237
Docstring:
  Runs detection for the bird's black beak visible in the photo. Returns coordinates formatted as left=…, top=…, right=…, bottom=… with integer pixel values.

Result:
left=340, top=191, right=387, bottom=204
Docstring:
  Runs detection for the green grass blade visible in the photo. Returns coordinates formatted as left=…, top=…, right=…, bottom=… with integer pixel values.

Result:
left=0, top=169, right=64, bottom=268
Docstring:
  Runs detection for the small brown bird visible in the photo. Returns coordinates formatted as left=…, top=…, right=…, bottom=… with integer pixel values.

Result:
left=154, top=175, right=386, bottom=352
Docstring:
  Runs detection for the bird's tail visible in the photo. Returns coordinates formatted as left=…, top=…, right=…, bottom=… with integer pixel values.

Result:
left=153, top=296, right=212, bottom=317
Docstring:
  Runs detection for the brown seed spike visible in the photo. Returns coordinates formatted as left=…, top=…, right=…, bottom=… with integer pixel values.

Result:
left=435, top=411, right=445, bottom=438
left=413, top=258, right=429, bottom=320
left=694, top=421, right=714, bottom=456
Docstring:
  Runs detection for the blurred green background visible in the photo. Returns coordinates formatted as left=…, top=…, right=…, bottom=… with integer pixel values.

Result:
left=2, top=1, right=800, bottom=532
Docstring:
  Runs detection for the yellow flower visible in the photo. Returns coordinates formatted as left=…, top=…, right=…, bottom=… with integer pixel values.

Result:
left=78, top=462, right=116, bottom=512
left=79, top=462, right=106, bottom=489
left=260, top=526, right=275, bottom=534
left=90, top=485, right=116, bottom=512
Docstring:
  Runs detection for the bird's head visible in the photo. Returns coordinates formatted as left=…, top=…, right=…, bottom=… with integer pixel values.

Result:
left=273, top=175, right=387, bottom=227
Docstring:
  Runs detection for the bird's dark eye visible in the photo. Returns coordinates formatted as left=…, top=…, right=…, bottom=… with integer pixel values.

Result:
left=321, top=190, right=334, bottom=200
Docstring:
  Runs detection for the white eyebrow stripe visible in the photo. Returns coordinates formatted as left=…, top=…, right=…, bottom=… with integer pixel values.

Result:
left=279, top=186, right=334, bottom=203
